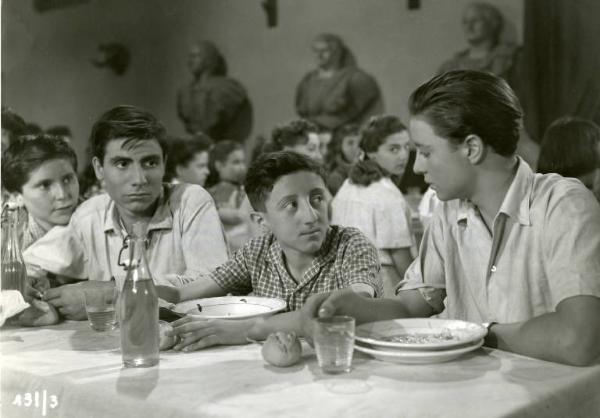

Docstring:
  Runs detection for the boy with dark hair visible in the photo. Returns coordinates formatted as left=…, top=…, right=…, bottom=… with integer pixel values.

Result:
left=158, top=151, right=382, bottom=351
left=266, top=119, right=322, bottom=162
left=24, top=105, right=229, bottom=320
left=303, top=70, right=600, bottom=366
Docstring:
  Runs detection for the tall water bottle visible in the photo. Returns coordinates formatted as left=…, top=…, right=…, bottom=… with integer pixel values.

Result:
left=119, top=222, right=159, bottom=368
left=1, top=202, right=27, bottom=294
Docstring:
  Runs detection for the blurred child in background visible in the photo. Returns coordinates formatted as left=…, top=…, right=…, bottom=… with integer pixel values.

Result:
left=325, top=124, right=361, bottom=195
left=208, top=140, right=250, bottom=251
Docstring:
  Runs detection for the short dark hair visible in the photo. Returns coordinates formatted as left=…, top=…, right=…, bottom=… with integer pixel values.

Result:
left=537, top=116, right=600, bottom=178
left=90, top=105, right=167, bottom=163
left=409, top=70, right=522, bottom=156
left=270, top=119, right=318, bottom=151
left=165, top=136, right=213, bottom=181
left=1, top=134, right=78, bottom=193
left=245, top=151, right=326, bottom=211
left=360, top=115, right=406, bottom=154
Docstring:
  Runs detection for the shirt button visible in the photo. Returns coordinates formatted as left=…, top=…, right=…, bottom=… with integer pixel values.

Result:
left=490, top=265, right=497, bottom=273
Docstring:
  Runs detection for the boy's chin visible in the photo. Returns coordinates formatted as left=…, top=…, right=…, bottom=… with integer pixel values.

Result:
left=301, top=240, right=325, bottom=254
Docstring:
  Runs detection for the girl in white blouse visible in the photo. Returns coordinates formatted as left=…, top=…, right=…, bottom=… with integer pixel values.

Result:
left=331, top=115, right=414, bottom=297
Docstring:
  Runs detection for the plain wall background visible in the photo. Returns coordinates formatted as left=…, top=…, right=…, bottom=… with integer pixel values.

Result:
left=2, top=0, right=523, bottom=166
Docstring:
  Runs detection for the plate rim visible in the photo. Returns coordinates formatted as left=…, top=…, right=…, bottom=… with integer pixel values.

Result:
left=174, top=296, right=287, bottom=319
left=355, top=318, right=487, bottom=350
left=354, top=338, right=484, bottom=360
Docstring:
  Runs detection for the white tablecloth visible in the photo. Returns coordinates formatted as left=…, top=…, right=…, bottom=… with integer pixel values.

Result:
left=1, top=321, right=599, bottom=418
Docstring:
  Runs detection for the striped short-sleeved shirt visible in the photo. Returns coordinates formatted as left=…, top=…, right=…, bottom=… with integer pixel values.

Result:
left=210, top=225, right=383, bottom=310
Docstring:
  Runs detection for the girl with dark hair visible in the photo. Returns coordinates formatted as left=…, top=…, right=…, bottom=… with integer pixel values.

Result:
left=331, top=115, right=414, bottom=296
left=325, top=124, right=361, bottom=195
left=165, top=135, right=213, bottom=186
left=537, top=116, right=600, bottom=201
left=207, top=140, right=250, bottom=251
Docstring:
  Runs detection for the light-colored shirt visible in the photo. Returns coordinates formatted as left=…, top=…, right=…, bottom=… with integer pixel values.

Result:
left=331, top=177, right=414, bottom=265
left=24, top=184, right=229, bottom=288
left=209, top=226, right=383, bottom=310
left=398, top=157, right=600, bottom=323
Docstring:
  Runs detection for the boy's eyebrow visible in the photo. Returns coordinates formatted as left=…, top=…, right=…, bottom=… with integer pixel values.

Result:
left=309, top=187, right=326, bottom=194
left=109, top=156, right=132, bottom=163
left=276, top=194, right=297, bottom=206
left=140, top=154, right=162, bottom=161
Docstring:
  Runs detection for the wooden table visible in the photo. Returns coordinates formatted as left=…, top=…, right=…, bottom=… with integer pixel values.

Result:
left=1, top=321, right=599, bottom=418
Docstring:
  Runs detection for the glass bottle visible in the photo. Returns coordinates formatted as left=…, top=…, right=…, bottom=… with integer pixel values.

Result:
left=1, top=202, right=27, bottom=295
left=118, top=222, right=159, bottom=368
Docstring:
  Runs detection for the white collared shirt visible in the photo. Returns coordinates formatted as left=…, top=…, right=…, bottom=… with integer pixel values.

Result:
left=398, top=158, right=600, bottom=323
left=24, top=183, right=229, bottom=288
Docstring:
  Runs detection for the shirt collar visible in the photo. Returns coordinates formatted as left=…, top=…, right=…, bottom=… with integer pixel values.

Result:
left=267, top=226, right=337, bottom=270
left=103, top=185, right=173, bottom=234
left=457, top=157, right=533, bottom=226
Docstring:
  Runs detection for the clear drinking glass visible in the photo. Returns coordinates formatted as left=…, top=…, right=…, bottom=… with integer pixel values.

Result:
left=83, top=284, right=118, bottom=331
left=313, top=316, right=355, bottom=374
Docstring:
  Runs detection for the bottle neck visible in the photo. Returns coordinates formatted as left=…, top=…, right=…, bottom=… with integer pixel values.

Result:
left=125, top=236, right=151, bottom=280
left=3, top=209, right=24, bottom=258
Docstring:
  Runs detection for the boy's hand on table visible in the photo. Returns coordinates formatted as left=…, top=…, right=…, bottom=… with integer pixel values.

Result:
left=43, top=283, right=87, bottom=320
left=167, top=316, right=252, bottom=351
left=24, top=276, right=51, bottom=301
left=18, top=299, right=60, bottom=327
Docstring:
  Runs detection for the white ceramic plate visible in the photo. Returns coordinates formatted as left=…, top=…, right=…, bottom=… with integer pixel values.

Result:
left=354, top=339, right=484, bottom=364
left=174, top=296, right=287, bottom=320
left=356, top=318, right=487, bottom=351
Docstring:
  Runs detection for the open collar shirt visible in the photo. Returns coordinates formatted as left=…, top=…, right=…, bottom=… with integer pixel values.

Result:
left=209, top=225, right=383, bottom=311
left=398, top=157, right=600, bottom=323
left=24, top=183, right=229, bottom=289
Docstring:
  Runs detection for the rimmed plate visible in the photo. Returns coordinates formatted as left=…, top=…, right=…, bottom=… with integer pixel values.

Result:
left=174, top=296, right=287, bottom=320
left=356, top=318, right=487, bottom=351
left=355, top=339, right=484, bottom=364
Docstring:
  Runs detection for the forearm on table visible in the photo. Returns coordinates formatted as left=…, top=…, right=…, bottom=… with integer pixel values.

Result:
left=176, top=277, right=228, bottom=302
left=345, top=289, right=434, bottom=324
left=247, top=311, right=303, bottom=341
left=487, top=296, right=600, bottom=366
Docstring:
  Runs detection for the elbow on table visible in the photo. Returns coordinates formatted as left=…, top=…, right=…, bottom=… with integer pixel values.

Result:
left=555, top=330, right=600, bottom=367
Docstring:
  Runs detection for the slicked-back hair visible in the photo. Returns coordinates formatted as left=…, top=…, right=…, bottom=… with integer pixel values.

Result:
left=245, top=151, right=326, bottom=211
left=90, top=105, right=167, bottom=164
left=2, top=134, right=78, bottom=193
left=270, top=119, right=318, bottom=151
left=538, top=116, right=600, bottom=178
left=409, top=70, right=522, bottom=156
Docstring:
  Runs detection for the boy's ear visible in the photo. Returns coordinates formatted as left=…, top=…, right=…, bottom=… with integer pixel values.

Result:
left=215, top=160, right=224, bottom=173
left=463, top=134, right=486, bottom=165
left=249, top=211, right=270, bottom=233
left=92, top=156, right=104, bottom=181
